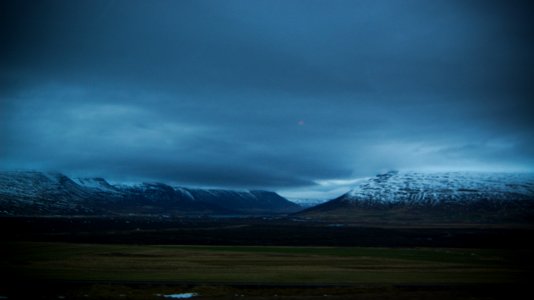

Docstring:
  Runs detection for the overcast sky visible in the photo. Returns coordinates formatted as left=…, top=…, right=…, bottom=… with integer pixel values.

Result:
left=1, top=0, right=533, bottom=200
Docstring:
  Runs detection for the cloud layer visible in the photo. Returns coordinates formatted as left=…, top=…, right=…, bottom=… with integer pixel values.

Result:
left=1, top=0, right=533, bottom=199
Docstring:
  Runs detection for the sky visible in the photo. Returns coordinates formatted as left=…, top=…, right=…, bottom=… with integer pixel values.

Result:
left=1, top=0, right=533, bottom=200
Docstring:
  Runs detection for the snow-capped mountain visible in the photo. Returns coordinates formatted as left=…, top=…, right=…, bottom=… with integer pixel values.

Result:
left=0, top=171, right=300, bottom=216
left=344, top=171, right=534, bottom=205
left=299, top=171, right=534, bottom=224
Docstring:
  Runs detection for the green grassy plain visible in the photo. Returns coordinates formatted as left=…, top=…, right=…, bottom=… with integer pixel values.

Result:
left=3, top=242, right=529, bottom=285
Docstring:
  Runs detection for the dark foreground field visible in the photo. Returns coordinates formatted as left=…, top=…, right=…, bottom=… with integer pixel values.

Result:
left=1, top=216, right=533, bottom=299
left=2, top=216, right=533, bottom=247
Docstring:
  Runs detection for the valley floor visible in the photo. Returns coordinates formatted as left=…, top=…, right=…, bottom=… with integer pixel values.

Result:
left=1, top=242, right=532, bottom=299
left=1, top=217, right=533, bottom=299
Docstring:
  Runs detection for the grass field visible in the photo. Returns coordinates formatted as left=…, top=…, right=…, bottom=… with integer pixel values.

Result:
left=1, top=242, right=532, bottom=299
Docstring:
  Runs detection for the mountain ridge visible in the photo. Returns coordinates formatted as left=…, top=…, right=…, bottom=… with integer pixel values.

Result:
left=0, top=171, right=300, bottom=216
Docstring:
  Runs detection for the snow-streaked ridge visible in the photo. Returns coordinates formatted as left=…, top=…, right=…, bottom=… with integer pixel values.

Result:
left=76, top=177, right=118, bottom=193
left=0, top=171, right=300, bottom=215
left=344, top=171, right=534, bottom=205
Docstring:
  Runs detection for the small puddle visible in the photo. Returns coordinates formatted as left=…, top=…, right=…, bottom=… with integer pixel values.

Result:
left=162, top=293, right=199, bottom=299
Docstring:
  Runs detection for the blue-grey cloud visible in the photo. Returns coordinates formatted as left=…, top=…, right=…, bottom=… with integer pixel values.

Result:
left=1, top=0, right=533, bottom=198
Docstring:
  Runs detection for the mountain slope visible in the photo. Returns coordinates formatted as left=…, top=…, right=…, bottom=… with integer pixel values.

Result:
left=0, top=171, right=102, bottom=214
left=0, top=171, right=300, bottom=216
left=299, top=171, right=534, bottom=224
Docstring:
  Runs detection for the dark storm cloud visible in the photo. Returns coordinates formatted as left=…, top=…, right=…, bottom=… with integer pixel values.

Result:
left=1, top=0, right=533, bottom=197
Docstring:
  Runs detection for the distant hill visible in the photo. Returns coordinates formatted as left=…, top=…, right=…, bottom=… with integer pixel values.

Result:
left=288, top=198, right=328, bottom=208
left=0, top=171, right=301, bottom=216
left=297, top=171, right=534, bottom=224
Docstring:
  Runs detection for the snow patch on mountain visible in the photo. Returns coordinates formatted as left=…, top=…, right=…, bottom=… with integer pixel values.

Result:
left=76, top=177, right=118, bottom=192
